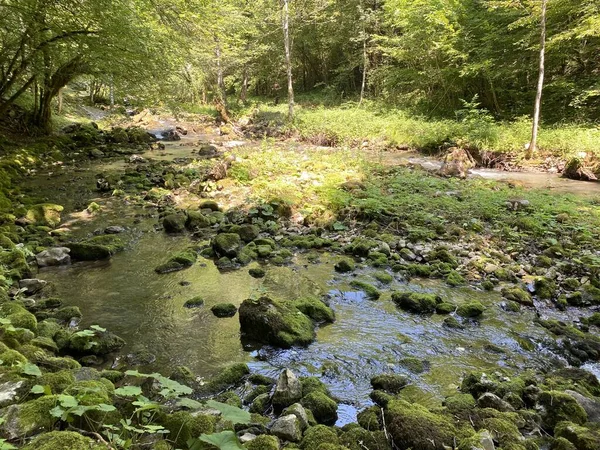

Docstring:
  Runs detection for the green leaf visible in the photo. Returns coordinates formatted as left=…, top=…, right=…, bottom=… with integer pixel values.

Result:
left=177, top=397, right=202, bottom=409
left=30, top=384, right=51, bottom=395
left=58, top=394, right=79, bottom=408
left=74, top=329, right=96, bottom=337
left=90, top=324, right=106, bottom=332
left=95, top=403, right=117, bottom=412
left=115, top=385, right=143, bottom=397
left=21, top=363, right=42, bottom=377
left=206, top=400, right=251, bottom=425
left=49, top=406, right=65, bottom=418
left=191, top=431, right=244, bottom=450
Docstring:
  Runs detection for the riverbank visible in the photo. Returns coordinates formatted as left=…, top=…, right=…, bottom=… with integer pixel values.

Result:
left=1, top=115, right=600, bottom=449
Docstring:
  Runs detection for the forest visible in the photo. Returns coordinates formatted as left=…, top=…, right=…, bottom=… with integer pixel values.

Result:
left=1, top=1, right=600, bottom=450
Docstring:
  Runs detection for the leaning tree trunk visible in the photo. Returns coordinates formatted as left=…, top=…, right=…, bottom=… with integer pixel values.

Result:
left=282, top=0, right=294, bottom=120
left=527, top=0, right=547, bottom=159
left=358, top=32, right=368, bottom=106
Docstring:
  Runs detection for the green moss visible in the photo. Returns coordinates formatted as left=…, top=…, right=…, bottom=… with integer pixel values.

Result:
left=374, top=272, right=393, bottom=284
left=457, top=301, right=485, bottom=318
left=443, top=316, right=464, bottom=329
left=435, top=302, right=455, bottom=314
left=36, top=320, right=62, bottom=339
left=205, top=363, right=250, bottom=392
left=0, top=348, right=27, bottom=366
left=0, top=248, right=30, bottom=279
left=249, top=267, right=266, bottom=278
left=249, top=393, right=270, bottom=413
left=385, top=399, right=456, bottom=450
left=582, top=284, right=600, bottom=305
left=155, top=250, right=197, bottom=273
left=211, top=303, right=238, bottom=317
left=186, top=210, right=211, bottom=230
left=538, top=391, right=587, bottom=430
left=38, top=370, right=75, bottom=394
left=555, top=422, right=600, bottom=450
left=339, top=427, right=389, bottom=450
left=213, top=233, right=242, bottom=258
left=216, top=391, right=242, bottom=407
left=551, top=437, right=577, bottom=450
left=37, top=355, right=81, bottom=371
left=334, top=258, right=355, bottom=273
left=301, top=377, right=331, bottom=397
left=301, top=425, right=339, bottom=449
left=444, top=393, right=476, bottom=418
left=399, top=357, right=428, bottom=374
left=68, top=235, right=125, bottom=261
left=481, top=280, right=495, bottom=291
left=22, top=430, right=104, bottom=449
left=502, top=287, right=533, bottom=306
left=1, top=302, right=37, bottom=331
left=350, top=280, right=381, bottom=300
left=161, top=411, right=216, bottom=448
left=371, top=374, right=409, bottom=394
left=99, top=370, right=124, bottom=383
left=357, top=406, right=380, bottom=431
left=534, top=277, right=557, bottom=300
left=446, top=271, right=465, bottom=287
left=25, top=204, right=63, bottom=227
left=184, top=296, right=205, bottom=308
left=293, top=297, right=335, bottom=323
left=301, top=391, right=338, bottom=425
left=51, top=306, right=82, bottom=323
left=162, top=214, right=186, bottom=233
left=392, top=292, right=439, bottom=314
left=0, top=395, right=59, bottom=439
left=244, top=434, right=280, bottom=450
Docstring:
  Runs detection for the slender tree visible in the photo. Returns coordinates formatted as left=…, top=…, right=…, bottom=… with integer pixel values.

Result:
left=282, top=0, right=294, bottom=119
left=527, top=0, right=548, bottom=159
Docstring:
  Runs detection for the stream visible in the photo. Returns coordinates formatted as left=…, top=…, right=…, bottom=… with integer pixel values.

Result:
left=23, top=131, right=600, bottom=426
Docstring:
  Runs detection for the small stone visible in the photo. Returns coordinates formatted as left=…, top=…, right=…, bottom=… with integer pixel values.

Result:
left=35, top=247, right=71, bottom=267
left=272, top=369, right=302, bottom=408
left=282, top=403, right=310, bottom=430
left=19, top=279, right=47, bottom=295
left=104, top=226, right=126, bottom=234
left=270, top=415, right=302, bottom=442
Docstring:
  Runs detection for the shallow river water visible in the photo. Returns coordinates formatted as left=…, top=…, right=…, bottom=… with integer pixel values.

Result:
left=24, top=135, right=600, bottom=425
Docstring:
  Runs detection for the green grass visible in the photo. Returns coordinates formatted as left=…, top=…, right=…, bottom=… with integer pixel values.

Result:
left=232, top=99, right=600, bottom=160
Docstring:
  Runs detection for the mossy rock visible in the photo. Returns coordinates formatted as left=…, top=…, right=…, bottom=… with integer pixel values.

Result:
left=555, top=421, right=600, bottom=450
left=161, top=411, right=216, bottom=448
left=357, top=406, right=380, bottom=431
left=184, top=296, right=205, bottom=308
left=213, top=233, right=242, bottom=258
left=334, top=258, right=355, bottom=273
left=399, top=357, right=429, bottom=374
left=22, top=430, right=104, bottom=450
left=538, top=391, right=587, bottom=430
left=0, top=248, right=31, bottom=279
left=392, top=292, right=439, bottom=314
left=292, top=297, right=335, bottom=323
left=456, top=301, right=485, bottom=318
left=244, top=434, right=280, bottom=449
left=443, top=393, right=476, bottom=418
left=502, top=287, right=533, bottom=306
left=0, top=302, right=37, bottom=331
left=534, top=277, right=557, bottom=300
left=68, top=329, right=125, bottom=356
left=435, top=302, right=455, bottom=314
left=25, top=204, right=63, bottom=227
left=155, top=250, right=197, bottom=273
left=371, top=374, right=409, bottom=394
left=249, top=392, right=270, bottom=414
left=162, top=214, right=186, bottom=233
left=237, top=224, right=260, bottom=242
left=385, top=399, right=456, bottom=450
left=301, top=377, right=331, bottom=397
left=301, top=424, right=339, bottom=449
left=350, top=281, right=381, bottom=300
left=205, top=363, right=250, bottom=392
left=301, top=391, right=338, bottom=425
left=186, top=210, right=211, bottom=230
left=446, top=270, right=465, bottom=287
left=211, top=303, right=238, bottom=318
left=0, top=348, right=28, bottom=366
left=68, top=235, right=125, bottom=261
left=249, top=267, right=266, bottom=278
left=51, top=306, right=82, bottom=323
left=339, top=427, right=390, bottom=450
left=0, top=395, right=59, bottom=439
left=239, top=296, right=319, bottom=348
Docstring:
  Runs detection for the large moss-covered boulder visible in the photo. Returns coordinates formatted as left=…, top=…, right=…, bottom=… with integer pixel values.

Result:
left=244, top=435, right=280, bottom=450
left=68, top=328, right=125, bottom=356
left=22, top=430, right=104, bottom=450
left=538, top=391, right=587, bottom=430
left=162, top=214, right=186, bottom=233
left=392, top=292, right=439, bottom=314
left=300, top=424, right=339, bottom=449
left=384, top=399, right=456, bottom=450
left=186, top=210, right=211, bottom=230
left=25, top=204, right=63, bottom=227
left=0, top=395, right=59, bottom=439
left=68, top=235, right=125, bottom=261
left=501, top=287, right=533, bottom=306
left=0, top=302, right=37, bottom=332
left=237, top=224, right=260, bottom=242
left=371, top=374, right=409, bottom=394
left=213, top=233, right=242, bottom=258
left=239, top=296, right=321, bottom=348
left=0, top=248, right=31, bottom=279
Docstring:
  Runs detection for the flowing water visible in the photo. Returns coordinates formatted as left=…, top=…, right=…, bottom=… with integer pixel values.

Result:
left=25, top=135, right=600, bottom=426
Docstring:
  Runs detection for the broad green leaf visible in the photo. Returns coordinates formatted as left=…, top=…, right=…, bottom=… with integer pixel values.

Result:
left=206, top=400, right=251, bottom=425
left=90, top=324, right=107, bottom=332
left=95, top=403, right=117, bottom=412
left=115, top=385, right=143, bottom=396
left=58, top=394, right=79, bottom=408
left=74, top=329, right=95, bottom=337
left=178, top=397, right=203, bottom=409
left=192, top=431, right=244, bottom=450
left=21, top=363, right=42, bottom=377
left=49, top=406, right=65, bottom=418
left=30, top=384, right=51, bottom=395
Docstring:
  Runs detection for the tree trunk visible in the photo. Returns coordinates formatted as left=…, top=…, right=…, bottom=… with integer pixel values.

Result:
left=215, top=39, right=226, bottom=106
left=109, top=76, right=115, bottom=109
left=57, top=88, right=63, bottom=114
left=359, top=32, right=368, bottom=106
left=527, top=0, right=547, bottom=159
left=282, top=0, right=294, bottom=119
left=241, top=66, right=248, bottom=104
